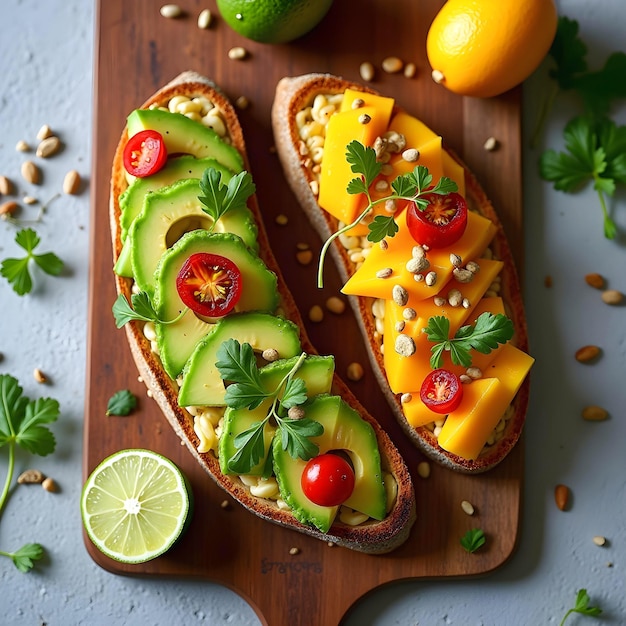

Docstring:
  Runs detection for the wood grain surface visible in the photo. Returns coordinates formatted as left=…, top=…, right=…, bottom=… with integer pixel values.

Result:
left=84, top=1, right=524, bottom=624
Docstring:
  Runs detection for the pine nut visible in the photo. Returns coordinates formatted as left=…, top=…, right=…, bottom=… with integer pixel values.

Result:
left=359, top=62, right=375, bottom=82
left=417, top=461, right=430, bottom=478
left=235, top=95, right=249, bottom=110
left=461, top=500, right=475, bottom=516
left=592, top=536, right=606, bottom=547
left=33, top=368, right=47, bottom=384
left=325, top=296, right=346, bottom=314
left=346, top=362, right=364, bottom=382
left=197, top=8, right=212, bottom=29
left=160, top=4, right=182, bottom=18
left=382, top=57, right=403, bottom=73
left=15, top=139, right=30, bottom=152
left=21, top=160, right=40, bottom=184
left=601, top=289, right=623, bottom=305
left=483, top=136, right=498, bottom=151
left=431, top=69, right=445, bottom=84
left=403, top=62, right=417, bottom=78
left=0, top=175, right=12, bottom=195
left=275, top=214, right=288, bottom=225
left=308, top=305, right=323, bottom=322
left=63, top=169, right=81, bottom=194
left=228, top=47, right=248, bottom=60
left=36, top=136, right=61, bottom=158
left=36, top=124, right=53, bottom=140
left=289, top=547, right=300, bottom=555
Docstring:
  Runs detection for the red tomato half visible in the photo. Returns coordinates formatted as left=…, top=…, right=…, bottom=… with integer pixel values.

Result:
left=176, top=252, right=242, bottom=318
left=420, top=368, right=463, bottom=414
left=301, top=453, right=355, bottom=507
left=406, top=192, right=468, bottom=249
left=123, top=129, right=168, bottom=177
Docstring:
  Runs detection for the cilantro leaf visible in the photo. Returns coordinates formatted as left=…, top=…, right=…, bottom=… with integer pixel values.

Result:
left=548, top=16, right=588, bottom=90
left=112, top=292, right=187, bottom=328
left=280, top=377, right=308, bottom=409
left=106, top=390, right=137, bottom=416
left=559, top=588, right=602, bottom=625
left=279, top=417, right=322, bottom=460
left=430, top=176, right=458, bottom=195
left=198, top=168, right=256, bottom=230
left=367, top=215, right=399, bottom=242
left=460, top=528, right=486, bottom=553
left=1, top=228, right=63, bottom=296
left=229, top=420, right=268, bottom=474
left=345, top=140, right=381, bottom=190
left=0, top=543, right=45, bottom=573
left=572, top=52, right=626, bottom=118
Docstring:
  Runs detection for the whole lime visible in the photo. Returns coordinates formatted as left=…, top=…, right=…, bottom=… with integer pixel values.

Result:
left=217, top=0, right=335, bottom=44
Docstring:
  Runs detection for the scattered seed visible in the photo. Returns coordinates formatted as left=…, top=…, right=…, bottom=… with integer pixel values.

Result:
left=17, top=469, right=45, bottom=484
left=235, top=95, right=249, bottom=110
left=453, top=267, right=474, bottom=283
left=459, top=374, right=472, bottom=384
left=395, top=320, right=406, bottom=332
left=359, top=62, right=375, bottom=82
left=0, top=200, right=18, bottom=218
left=42, top=477, right=58, bottom=493
left=0, top=175, right=12, bottom=195
left=379, top=239, right=388, bottom=250
left=15, top=139, right=30, bottom=152
left=358, top=113, right=372, bottom=125
left=401, top=148, right=419, bottom=162
left=544, top=275, right=553, bottom=288
left=554, top=484, right=570, bottom=511
left=601, top=289, right=624, bottom=305
left=450, top=253, right=462, bottom=267
left=288, top=406, right=305, bottom=420
left=461, top=500, right=475, bottom=516
left=296, top=249, right=313, bottom=265
left=325, top=296, right=346, bottom=314
left=582, top=405, right=609, bottom=421
left=346, top=362, right=364, bottom=382
left=466, top=367, right=482, bottom=380
left=395, top=334, right=416, bottom=357
left=403, top=62, right=417, bottom=78
left=63, top=169, right=81, bottom=195
left=448, top=288, right=463, bottom=307
left=402, top=307, right=417, bottom=321
left=220, top=499, right=230, bottom=509
left=382, top=56, right=403, bottom=73
left=483, top=136, right=498, bottom=151
left=33, top=368, right=47, bottom=384
left=275, top=214, right=288, bottom=226
left=289, top=547, right=300, bottom=555
left=392, top=284, right=409, bottom=306
left=466, top=261, right=480, bottom=274
left=351, top=98, right=365, bottom=110
left=262, top=348, right=280, bottom=362
left=36, top=135, right=61, bottom=158
left=434, top=296, right=446, bottom=307
left=160, top=4, right=182, bottom=18
left=592, top=536, right=607, bottom=547
left=584, top=273, right=605, bottom=289
left=425, top=271, right=437, bottom=286
left=228, top=46, right=248, bottom=60
left=376, top=267, right=393, bottom=279
left=401, top=392, right=412, bottom=404
left=21, top=160, right=41, bottom=184
left=417, top=461, right=430, bottom=478
left=431, top=69, right=445, bottom=84
left=308, top=305, right=324, bottom=323
left=575, top=345, right=601, bottom=363
left=36, top=124, right=53, bottom=140
left=327, top=541, right=335, bottom=548
left=197, top=8, right=212, bottom=29
left=23, top=195, right=37, bottom=205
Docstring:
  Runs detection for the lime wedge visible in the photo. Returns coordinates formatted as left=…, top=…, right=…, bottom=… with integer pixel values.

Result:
left=81, top=449, right=191, bottom=563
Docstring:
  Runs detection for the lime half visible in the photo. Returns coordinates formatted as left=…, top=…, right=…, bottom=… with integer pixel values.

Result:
left=81, top=449, right=192, bottom=564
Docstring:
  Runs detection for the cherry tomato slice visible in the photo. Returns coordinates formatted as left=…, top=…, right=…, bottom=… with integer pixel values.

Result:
left=420, top=368, right=463, bottom=414
left=176, top=252, right=242, bottom=318
left=406, top=192, right=468, bottom=249
left=301, top=453, right=355, bottom=507
left=123, top=129, right=168, bottom=178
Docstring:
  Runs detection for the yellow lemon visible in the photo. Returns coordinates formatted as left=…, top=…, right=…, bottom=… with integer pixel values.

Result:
left=217, top=0, right=335, bottom=44
left=426, top=0, right=558, bottom=98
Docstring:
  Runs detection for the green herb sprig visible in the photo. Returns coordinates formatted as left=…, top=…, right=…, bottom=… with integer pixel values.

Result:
left=0, top=228, right=63, bottom=296
left=198, top=167, right=255, bottom=231
left=317, top=141, right=457, bottom=287
left=106, top=390, right=137, bottom=416
left=423, top=312, right=514, bottom=369
left=215, top=339, right=323, bottom=475
left=460, top=528, right=485, bottom=553
left=112, top=292, right=187, bottom=328
left=559, top=588, right=602, bottom=626
left=0, top=374, right=59, bottom=572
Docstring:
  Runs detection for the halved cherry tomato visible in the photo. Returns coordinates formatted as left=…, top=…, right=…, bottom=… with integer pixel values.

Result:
left=406, top=192, right=468, bottom=248
left=301, top=453, right=355, bottom=507
left=176, top=252, right=242, bottom=318
left=420, top=368, right=463, bottom=414
left=123, top=129, right=168, bottom=178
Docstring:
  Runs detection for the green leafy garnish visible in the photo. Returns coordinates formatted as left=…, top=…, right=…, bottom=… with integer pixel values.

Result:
left=460, top=528, right=485, bottom=553
left=198, top=167, right=256, bottom=231
left=559, top=589, right=602, bottom=626
left=317, top=140, right=457, bottom=287
left=0, top=374, right=59, bottom=572
left=0, top=228, right=63, bottom=296
left=423, top=312, right=514, bottom=369
left=215, top=339, right=323, bottom=475
left=112, top=292, right=188, bottom=328
left=540, top=116, right=626, bottom=239
left=106, top=390, right=138, bottom=416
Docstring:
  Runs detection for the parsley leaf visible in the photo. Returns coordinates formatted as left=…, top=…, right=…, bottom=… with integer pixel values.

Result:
left=112, top=292, right=188, bottom=328
left=198, top=167, right=256, bottom=230
left=346, top=140, right=382, bottom=191
left=460, top=528, right=486, bottom=553
left=0, top=228, right=63, bottom=295
left=548, top=16, right=588, bottom=91
left=540, top=115, right=624, bottom=238
left=368, top=215, right=399, bottom=241
left=559, top=588, right=602, bottom=626
left=106, top=390, right=137, bottom=416
left=0, top=374, right=58, bottom=573
left=423, top=312, right=514, bottom=369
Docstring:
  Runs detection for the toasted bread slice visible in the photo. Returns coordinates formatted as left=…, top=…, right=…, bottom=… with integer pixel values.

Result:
left=271, top=73, right=532, bottom=473
left=109, top=71, right=416, bottom=553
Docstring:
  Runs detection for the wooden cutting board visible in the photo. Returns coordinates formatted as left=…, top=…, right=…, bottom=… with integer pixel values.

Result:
left=85, top=1, right=524, bottom=624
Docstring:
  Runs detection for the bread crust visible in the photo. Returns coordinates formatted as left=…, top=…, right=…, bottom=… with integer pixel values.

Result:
left=271, top=73, right=531, bottom=473
left=110, top=71, right=416, bottom=554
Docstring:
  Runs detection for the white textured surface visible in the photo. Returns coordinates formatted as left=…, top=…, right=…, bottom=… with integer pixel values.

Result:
left=0, top=1, right=624, bottom=624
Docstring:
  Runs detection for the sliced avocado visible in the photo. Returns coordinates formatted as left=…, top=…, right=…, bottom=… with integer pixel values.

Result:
left=272, top=395, right=387, bottom=533
left=119, top=155, right=235, bottom=241
left=178, top=312, right=302, bottom=407
left=129, top=178, right=259, bottom=292
left=127, top=109, right=244, bottom=174
left=154, top=231, right=279, bottom=378
left=219, top=355, right=335, bottom=476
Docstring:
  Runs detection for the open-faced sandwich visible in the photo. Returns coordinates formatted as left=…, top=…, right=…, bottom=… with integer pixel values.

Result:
left=271, top=73, right=534, bottom=473
left=108, top=70, right=416, bottom=553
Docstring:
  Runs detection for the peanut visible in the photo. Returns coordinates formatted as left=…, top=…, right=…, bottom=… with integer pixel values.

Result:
left=575, top=345, right=601, bottom=363
left=584, top=273, right=605, bottom=289
left=601, top=289, right=624, bottom=305
left=0, top=200, right=18, bottom=218
left=36, top=135, right=61, bottom=158
left=17, top=469, right=45, bottom=484
left=63, top=169, right=81, bottom=195
left=554, top=484, right=570, bottom=511
left=0, top=175, right=12, bottom=195
left=21, top=160, right=41, bottom=184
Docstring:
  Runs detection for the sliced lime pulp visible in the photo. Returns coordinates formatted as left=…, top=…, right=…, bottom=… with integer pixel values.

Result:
left=81, top=449, right=191, bottom=564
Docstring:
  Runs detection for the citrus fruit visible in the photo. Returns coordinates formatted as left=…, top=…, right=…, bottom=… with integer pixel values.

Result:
left=81, top=449, right=192, bottom=564
left=426, top=0, right=558, bottom=98
left=216, top=0, right=335, bottom=44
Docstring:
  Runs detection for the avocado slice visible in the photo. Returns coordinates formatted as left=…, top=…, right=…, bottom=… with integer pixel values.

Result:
left=219, top=354, right=335, bottom=476
left=127, top=108, right=244, bottom=174
left=154, top=230, right=279, bottom=378
left=272, top=395, right=387, bottom=533
left=129, top=178, right=259, bottom=292
left=178, top=312, right=302, bottom=407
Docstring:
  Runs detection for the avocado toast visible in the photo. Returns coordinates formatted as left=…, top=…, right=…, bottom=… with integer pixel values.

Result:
left=271, top=73, right=534, bottom=474
left=108, top=70, right=416, bottom=553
